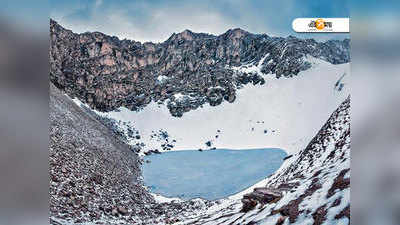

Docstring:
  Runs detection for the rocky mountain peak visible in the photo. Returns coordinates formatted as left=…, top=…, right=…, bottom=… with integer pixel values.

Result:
left=168, top=29, right=215, bottom=43
left=224, top=27, right=250, bottom=39
left=176, top=29, right=195, bottom=40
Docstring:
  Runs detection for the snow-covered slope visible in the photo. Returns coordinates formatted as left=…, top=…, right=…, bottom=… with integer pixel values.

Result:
left=87, top=58, right=349, bottom=155
left=178, top=96, right=350, bottom=225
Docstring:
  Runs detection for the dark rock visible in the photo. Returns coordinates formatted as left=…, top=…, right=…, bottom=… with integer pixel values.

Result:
left=91, top=174, right=103, bottom=184
left=327, top=168, right=350, bottom=198
left=51, top=175, right=59, bottom=182
left=241, top=198, right=258, bottom=212
left=117, top=206, right=128, bottom=215
left=283, top=155, right=293, bottom=160
left=276, top=216, right=287, bottom=225
left=312, top=205, right=327, bottom=225
left=334, top=205, right=350, bottom=220
left=241, top=187, right=282, bottom=212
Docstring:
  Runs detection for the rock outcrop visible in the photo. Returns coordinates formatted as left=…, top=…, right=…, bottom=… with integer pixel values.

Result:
left=241, top=188, right=282, bottom=212
left=50, top=19, right=349, bottom=117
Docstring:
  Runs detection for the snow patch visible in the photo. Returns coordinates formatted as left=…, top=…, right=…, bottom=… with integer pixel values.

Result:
left=156, top=75, right=169, bottom=83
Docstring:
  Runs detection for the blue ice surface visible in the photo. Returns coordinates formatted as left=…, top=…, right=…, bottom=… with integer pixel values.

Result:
left=142, top=148, right=287, bottom=200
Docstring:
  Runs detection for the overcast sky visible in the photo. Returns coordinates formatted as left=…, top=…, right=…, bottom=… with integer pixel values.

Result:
left=50, top=0, right=350, bottom=43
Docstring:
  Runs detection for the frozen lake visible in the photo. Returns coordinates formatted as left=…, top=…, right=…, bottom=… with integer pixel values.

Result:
left=142, top=148, right=286, bottom=200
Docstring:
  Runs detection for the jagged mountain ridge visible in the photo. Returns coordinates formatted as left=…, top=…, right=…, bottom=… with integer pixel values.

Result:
left=50, top=19, right=349, bottom=116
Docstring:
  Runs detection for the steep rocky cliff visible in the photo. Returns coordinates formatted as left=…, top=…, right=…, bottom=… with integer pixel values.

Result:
left=50, top=19, right=349, bottom=117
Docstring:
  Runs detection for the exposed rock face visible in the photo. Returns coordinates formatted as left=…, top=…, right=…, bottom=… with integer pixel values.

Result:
left=50, top=19, right=349, bottom=117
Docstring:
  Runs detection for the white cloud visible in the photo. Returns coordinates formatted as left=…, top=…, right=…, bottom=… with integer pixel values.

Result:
left=50, top=2, right=280, bottom=43
left=50, top=0, right=346, bottom=43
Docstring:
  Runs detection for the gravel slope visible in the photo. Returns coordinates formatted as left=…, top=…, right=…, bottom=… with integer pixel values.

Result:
left=50, top=82, right=156, bottom=224
left=50, top=83, right=216, bottom=225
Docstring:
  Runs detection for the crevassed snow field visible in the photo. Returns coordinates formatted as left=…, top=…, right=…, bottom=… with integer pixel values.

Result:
left=101, top=58, right=349, bottom=155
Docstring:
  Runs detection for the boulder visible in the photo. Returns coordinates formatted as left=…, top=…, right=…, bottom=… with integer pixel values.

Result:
left=118, top=206, right=128, bottom=215
left=241, top=187, right=282, bottom=211
left=241, top=198, right=258, bottom=212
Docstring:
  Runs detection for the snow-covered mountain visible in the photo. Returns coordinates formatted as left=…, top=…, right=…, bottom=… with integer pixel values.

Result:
left=50, top=19, right=349, bottom=118
left=51, top=19, right=349, bottom=155
left=50, top=19, right=351, bottom=225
